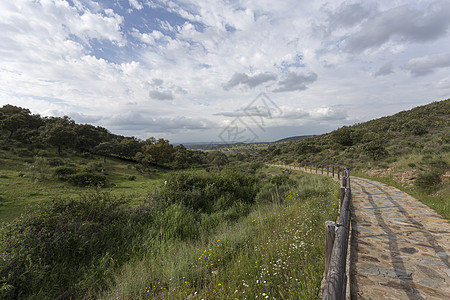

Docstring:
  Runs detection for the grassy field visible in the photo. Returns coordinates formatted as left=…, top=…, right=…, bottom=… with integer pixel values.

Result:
left=0, top=164, right=339, bottom=299
left=0, top=147, right=166, bottom=223
left=98, top=168, right=339, bottom=299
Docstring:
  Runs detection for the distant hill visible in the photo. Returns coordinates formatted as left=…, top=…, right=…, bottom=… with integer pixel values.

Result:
left=274, top=135, right=313, bottom=143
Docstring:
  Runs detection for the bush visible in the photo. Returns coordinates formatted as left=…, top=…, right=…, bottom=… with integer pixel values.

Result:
left=161, top=169, right=260, bottom=213
left=0, top=193, right=129, bottom=299
left=272, top=174, right=296, bottom=186
left=47, top=157, right=65, bottom=166
left=67, top=171, right=107, bottom=187
left=54, top=166, right=78, bottom=177
left=128, top=175, right=136, bottom=181
left=332, top=126, right=354, bottom=146
left=403, top=120, right=427, bottom=136
left=363, top=141, right=388, bottom=160
left=415, top=172, right=441, bottom=193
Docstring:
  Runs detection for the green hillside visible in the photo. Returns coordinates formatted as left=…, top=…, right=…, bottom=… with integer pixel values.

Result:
left=259, top=98, right=450, bottom=218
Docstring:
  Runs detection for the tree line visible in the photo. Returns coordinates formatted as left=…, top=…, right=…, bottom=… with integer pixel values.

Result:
left=0, top=104, right=228, bottom=169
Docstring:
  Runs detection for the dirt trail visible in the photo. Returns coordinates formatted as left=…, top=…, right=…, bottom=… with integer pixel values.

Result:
left=272, top=165, right=450, bottom=299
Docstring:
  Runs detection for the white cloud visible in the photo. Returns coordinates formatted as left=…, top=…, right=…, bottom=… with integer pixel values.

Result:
left=373, top=61, right=394, bottom=77
left=341, top=1, right=450, bottom=53
left=435, top=78, right=450, bottom=89
left=273, top=72, right=318, bottom=92
left=1, top=0, right=450, bottom=142
left=223, top=73, right=277, bottom=90
left=129, top=0, right=143, bottom=10
left=404, top=53, right=450, bottom=77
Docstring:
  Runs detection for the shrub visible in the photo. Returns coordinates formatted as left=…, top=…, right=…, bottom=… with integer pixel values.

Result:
left=67, top=171, right=107, bottom=187
left=415, top=172, right=441, bottom=193
left=161, top=169, right=260, bottom=213
left=403, top=120, right=428, bottom=136
left=54, top=166, right=78, bottom=177
left=332, top=126, right=354, bottom=146
left=47, top=157, right=65, bottom=166
left=268, top=174, right=296, bottom=186
left=0, top=193, right=129, bottom=299
left=363, top=141, right=388, bottom=160
left=128, top=175, right=136, bottom=181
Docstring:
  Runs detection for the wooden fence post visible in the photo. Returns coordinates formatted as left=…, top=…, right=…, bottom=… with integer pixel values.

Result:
left=341, top=173, right=346, bottom=188
left=346, top=170, right=351, bottom=188
left=325, top=221, right=336, bottom=277
left=339, top=187, right=345, bottom=212
left=332, top=166, right=334, bottom=178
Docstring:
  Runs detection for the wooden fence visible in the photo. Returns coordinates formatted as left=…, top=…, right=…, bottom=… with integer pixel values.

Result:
left=323, top=168, right=351, bottom=300
left=282, top=163, right=352, bottom=299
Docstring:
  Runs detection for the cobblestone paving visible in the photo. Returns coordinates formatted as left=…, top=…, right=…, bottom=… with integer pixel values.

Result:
left=350, top=177, right=450, bottom=299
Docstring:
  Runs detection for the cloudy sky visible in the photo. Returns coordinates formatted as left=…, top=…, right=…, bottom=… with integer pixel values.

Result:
left=1, top=0, right=450, bottom=143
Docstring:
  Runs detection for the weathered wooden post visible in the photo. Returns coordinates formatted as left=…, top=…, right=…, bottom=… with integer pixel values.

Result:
left=346, top=170, right=351, bottom=188
left=325, top=221, right=336, bottom=277
left=337, top=167, right=340, bottom=180
left=341, top=172, right=346, bottom=188
left=339, top=187, right=345, bottom=211
left=332, top=166, right=334, bottom=178
left=327, top=166, right=329, bottom=176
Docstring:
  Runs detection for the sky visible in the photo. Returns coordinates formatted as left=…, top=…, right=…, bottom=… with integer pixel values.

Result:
left=1, top=0, right=450, bottom=144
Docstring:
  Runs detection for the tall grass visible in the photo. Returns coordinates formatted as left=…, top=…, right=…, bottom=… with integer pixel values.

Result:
left=0, top=168, right=338, bottom=299
left=98, top=173, right=338, bottom=299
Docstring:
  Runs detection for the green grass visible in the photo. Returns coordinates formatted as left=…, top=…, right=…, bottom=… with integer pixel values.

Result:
left=97, top=170, right=339, bottom=299
left=0, top=149, right=166, bottom=223
left=0, top=150, right=339, bottom=299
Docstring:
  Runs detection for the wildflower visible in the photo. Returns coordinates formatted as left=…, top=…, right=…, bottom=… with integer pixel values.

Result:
left=218, top=283, right=222, bottom=286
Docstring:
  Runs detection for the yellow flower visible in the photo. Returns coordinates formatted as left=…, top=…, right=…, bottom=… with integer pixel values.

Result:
left=218, top=283, right=222, bottom=286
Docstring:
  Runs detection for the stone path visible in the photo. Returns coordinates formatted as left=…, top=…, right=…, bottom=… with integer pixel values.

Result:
left=350, top=176, right=450, bottom=299
left=272, top=165, right=449, bottom=299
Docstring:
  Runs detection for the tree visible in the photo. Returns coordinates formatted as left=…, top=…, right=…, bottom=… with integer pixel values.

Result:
left=139, top=138, right=174, bottom=166
left=1, top=113, right=26, bottom=139
left=116, top=137, right=142, bottom=159
left=207, top=151, right=228, bottom=168
left=41, top=117, right=77, bottom=155
left=332, top=126, right=354, bottom=146
left=75, top=124, right=104, bottom=152
left=0, top=105, right=43, bottom=140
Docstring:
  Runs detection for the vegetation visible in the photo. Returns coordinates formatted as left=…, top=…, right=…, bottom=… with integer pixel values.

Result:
left=0, top=98, right=448, bottom=299
left=256, top=99, right=450, bottom=218
left=0, top=165, right=338, bottom=299
left=0, top=104, right=208, bottom=170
